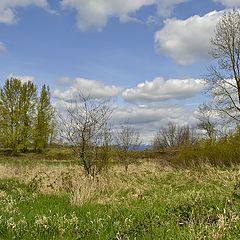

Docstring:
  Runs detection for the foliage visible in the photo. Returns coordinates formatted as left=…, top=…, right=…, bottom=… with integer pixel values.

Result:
left=33, top=85, right=55, bottom=152
left=175, top=128, right=240, bottom=167
left=0, top=78, right=54, bottom=153
left=0, top=78, right=37, bottom=152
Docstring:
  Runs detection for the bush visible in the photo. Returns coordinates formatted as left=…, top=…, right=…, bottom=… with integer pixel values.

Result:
left=173, top=129, right=240, bottom=167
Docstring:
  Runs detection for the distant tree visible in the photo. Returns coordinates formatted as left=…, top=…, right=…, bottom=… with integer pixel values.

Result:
left=197, top=103, right=217, bottom=141
left=115, top=125, right=141, bottom=172
left=33, top=85, right=55, bottom=152
left=0, top=78, right=37, bottom=152
left=206, top=9, right=240, bottom=123
left=153, top=122, right=198, bottom=150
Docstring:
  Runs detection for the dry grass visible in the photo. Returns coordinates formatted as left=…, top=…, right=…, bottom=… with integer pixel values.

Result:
left=0, top=161, right=240, bottom=205
left=0, top=161, right=173, bottom=205
left=1, top=160, right=240, bottom=206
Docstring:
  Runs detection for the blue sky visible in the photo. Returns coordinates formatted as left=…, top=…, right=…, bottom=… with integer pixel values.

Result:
left=0, top=0, right=237, bottom=142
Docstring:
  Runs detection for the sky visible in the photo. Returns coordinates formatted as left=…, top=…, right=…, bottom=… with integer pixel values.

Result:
left=0, top=0, right=238, bottom=143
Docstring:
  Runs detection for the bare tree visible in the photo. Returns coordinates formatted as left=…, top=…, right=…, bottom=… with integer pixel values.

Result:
left=115, top=125, right=141, bottom=172
left=58, top=94, right=112, bottom=176
left=153, top=122, right=198, bottom=150
left=153, top=122, right=177, bottom=149
left=196, top=103, right=217, bottom=141
left=206, top=9, right=240, bottom=123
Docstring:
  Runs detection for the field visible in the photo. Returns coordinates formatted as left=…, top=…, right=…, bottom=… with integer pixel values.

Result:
left=0, top=156, right=240, bottom=240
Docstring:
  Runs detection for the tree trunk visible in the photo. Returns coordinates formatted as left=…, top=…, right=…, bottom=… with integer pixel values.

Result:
left=237, top=79, right=240, bottom=104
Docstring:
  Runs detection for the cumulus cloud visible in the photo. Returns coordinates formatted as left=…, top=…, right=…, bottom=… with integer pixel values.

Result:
left=213, top=0, right=240, bottom=7
left=53, top=77, right=122, bottom=101
left=0, top=42, right=6, bottom=51
left=122, top=77, right=204, bottom=103
left=155, top=11, right=223, bottom=64
left=0, top=0, right=49, bottom=24
left=8, top=74, right=35, bottom=83
left=61, top=0, right=189, bottom=31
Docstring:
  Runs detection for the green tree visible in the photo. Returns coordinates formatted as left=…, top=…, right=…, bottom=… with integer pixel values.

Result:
left=0, top=78, right=37, bottom=152
left=0, top=78, right=22, bottom=151
left=33, top=84, right=54, bottom=152
left=19, top=81, right=37, bottom=152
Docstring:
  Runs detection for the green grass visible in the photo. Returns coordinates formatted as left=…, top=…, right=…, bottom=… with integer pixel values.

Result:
left=0, top=162, right=240, bottom=239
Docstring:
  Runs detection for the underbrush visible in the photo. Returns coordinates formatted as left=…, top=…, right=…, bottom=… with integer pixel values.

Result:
left=174, top=129, right=240, bottom=167
left=0, top=162, right=240, bottom=239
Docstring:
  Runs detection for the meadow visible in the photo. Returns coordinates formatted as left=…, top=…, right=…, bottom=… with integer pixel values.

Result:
left=0, top=153, right=240, bottom=240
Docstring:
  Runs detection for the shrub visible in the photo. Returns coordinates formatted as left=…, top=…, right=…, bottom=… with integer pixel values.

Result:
left=173, top=129, right=240, bottom=167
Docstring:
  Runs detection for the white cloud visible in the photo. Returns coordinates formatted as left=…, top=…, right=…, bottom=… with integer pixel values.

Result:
left=0, top=42, right=6, bottom=51
left=0, top=0, right=48, bottom=24
left=53, top=77, right=122, bottom=101
left=61, top=0, right=189, bottom=31
left=112, top=104, right=197, bottom=143
left=213, top=0, right=240, bottom=7
left=122, top=77, right=204, bottom=103
left=113, top=105, right=191, bottom=124
left=8, top=74, right=35, bottom=83
left=155, top=11, right=223, bottom=64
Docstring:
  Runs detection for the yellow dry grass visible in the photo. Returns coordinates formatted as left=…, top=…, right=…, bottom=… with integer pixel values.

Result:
left=0, top=161, right=239, bottom=206
left=0, top=161, right=171, bottom=204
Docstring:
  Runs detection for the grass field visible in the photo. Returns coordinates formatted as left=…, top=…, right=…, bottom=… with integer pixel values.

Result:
left=0, top=159, right=240, bottom=239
